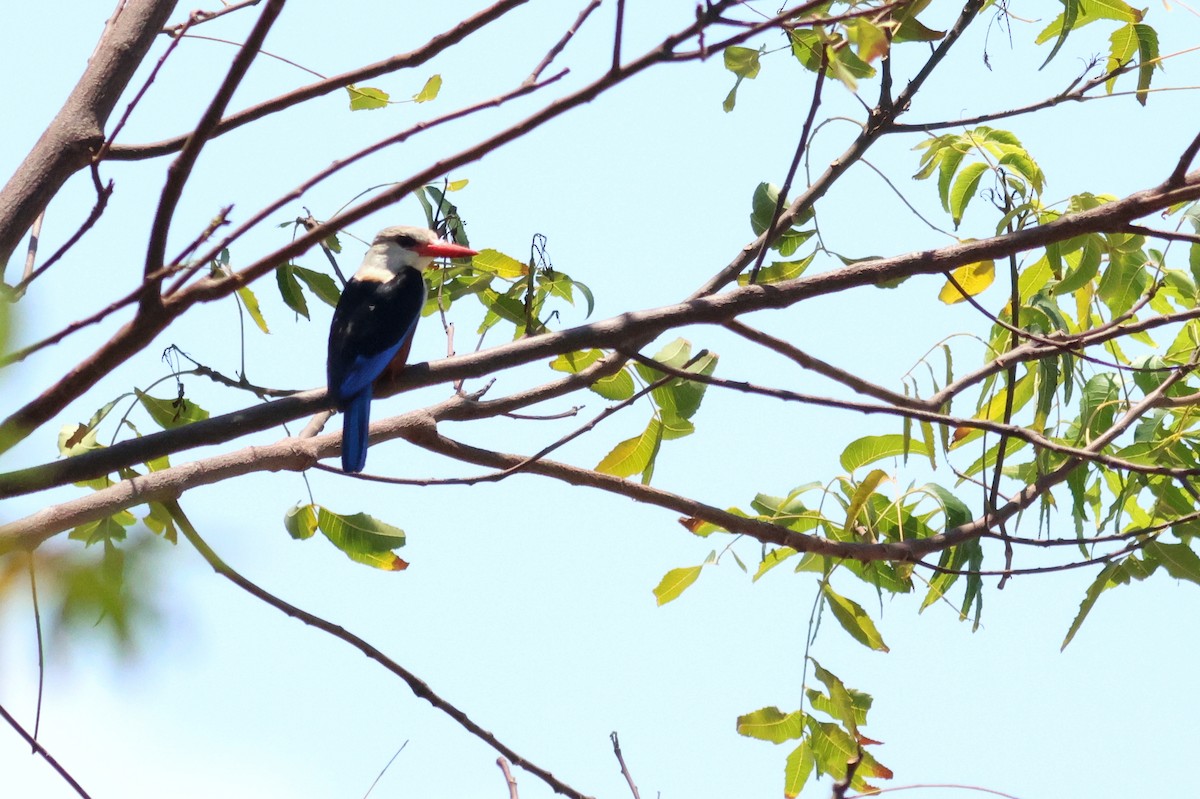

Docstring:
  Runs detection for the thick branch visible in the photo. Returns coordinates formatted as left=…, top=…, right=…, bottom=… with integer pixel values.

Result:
left=3, top=168, right=1200, bottom=497
left=0, top=0, right=744, bottom=457
left=0, top=0, right=179, bottom=272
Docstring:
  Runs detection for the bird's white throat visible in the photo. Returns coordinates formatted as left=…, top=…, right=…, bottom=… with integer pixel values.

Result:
left=353, top=242, right=432, bottom=282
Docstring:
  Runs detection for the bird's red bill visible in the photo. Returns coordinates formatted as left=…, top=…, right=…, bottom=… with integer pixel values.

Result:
left=416, top=240, right=478, bottom=258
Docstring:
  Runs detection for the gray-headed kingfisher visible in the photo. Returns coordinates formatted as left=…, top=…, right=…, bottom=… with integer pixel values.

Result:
left=327, top=225, right=478, bottom=472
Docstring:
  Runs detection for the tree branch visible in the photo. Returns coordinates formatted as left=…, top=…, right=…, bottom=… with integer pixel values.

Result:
left=0, top=0, right=178, bottom=271
left=4, top=167, right=1200, bottom=494
left=104, top=0, right=533, bottom=161
left=168, top=499, right=592, bottom=799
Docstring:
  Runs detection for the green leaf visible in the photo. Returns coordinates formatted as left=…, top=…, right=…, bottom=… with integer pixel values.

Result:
left=413, top=74, right=442, bottom=103
left=783, top=739, right=816, bottom=798
left=737, top=253, right=815, bottom=285
left=754, top=547, right=798, bottom=581
left=315, top=506, right=408, bottom=571
left=822, top=583, right=889, bottom=651
left=1078, top=373, right=1119, bottom=442
left=69, top=511, right=136, bottom=546
left=284, top=502, right=318, bottom=540
left=724, top=46, right=761, bottom=79
left=735, top=706, right=806, bottom=743
left=827, top=42, right=875, bottom=90
left=143, top=501, right=178, bottom=544
left=848, top=18, right=889, bottom=62
left=58, top=422, right=103, bottom=457
left=751, top=182, right=782, bottom=236
left=1133, top=23, right=1159, bottom=105
left=722, top=46, right=761, bottom=112
left=1143, top=540, right=1200, bottom=584
left=843, top=469, right=889, bottom=535
left=473, top=248, right=525, bottom=278
left=892, top=0, right=945, bottom=43
left=293, top=266, right=341, bottom=308
left=790, top=29, right=824, bottom=72
left=840, top=434, right=928, bottom=472
left=810, top=658, right=862, bottom=733
left=347, top=84, right=389, bottom=110
left=653, top=564, right=703, bottom=606
left=548, top=349, right=636, bottom=400
left=659, top=410, right=695, bottom=440
left=236, top=284, right=269, bottom=334
left=949, top=162, right=989, bottom=227
left=136, top=389, right=209, bottom=430
left=1037, top=0, right=1082, bottom=67
left=476, top=285, right=527, bottom=333
left=1054, top=235, right=1103, bottom=294
left=276, top=263, right=310, bottom=319
left=596, top=417, right=663, bottom=479
left=634, top=339, right=718, bottom=420
left=1063, top=560, right=1126, bottom=648
left=1097, top=246, right=1148, bottom=317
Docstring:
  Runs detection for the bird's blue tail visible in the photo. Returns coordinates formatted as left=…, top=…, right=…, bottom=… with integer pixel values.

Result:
left=341, top=390, right=372, bottom=473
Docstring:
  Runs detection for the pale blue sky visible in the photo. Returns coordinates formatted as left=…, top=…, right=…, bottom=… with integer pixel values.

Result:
left=2, top=2, right=1199, bottom=798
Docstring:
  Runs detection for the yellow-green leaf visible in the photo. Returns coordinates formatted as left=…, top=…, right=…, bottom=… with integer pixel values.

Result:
left=823, top=583, right=889, bottom=651
left=653, top=564, right=703, bottom=605
left=284, top=502, right=318, bottom=540
left=723, top=46, right=761, bottom=79
left=413, top=74, right=441, bottom=103
left=949, top=162, right=989, bottom=226
left=472, top=248, right=525, bottom=278
left=596, top=418, right=663, bottom=479
left=939, top=260, right=996, bottom=304
left=315, top=506, right=408, bottom=571
left=236, top=285, right=269, bottom=333
left=293, top=266, right=340, bottom=308
left=549, top=349, right=636, bottom=400
left=843, top=469, right=889, bottom=535
left=736, top=706, right=806, bottom=743
left=136, top=389, right=210, bottom=430
left=347, top=84, right=389, bottom=110
left=840, top=434, right=928, bottom=472
left=58, top=422, right=102, bottom=457
left=784, top=739, right=815, bottom=798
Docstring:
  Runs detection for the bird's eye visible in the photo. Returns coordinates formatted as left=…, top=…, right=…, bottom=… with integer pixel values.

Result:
left=394, top=234, right=418, bottom=248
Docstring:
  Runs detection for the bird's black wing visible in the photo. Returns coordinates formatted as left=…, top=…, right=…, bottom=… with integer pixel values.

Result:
left=327, top=268, right=426, bottom=406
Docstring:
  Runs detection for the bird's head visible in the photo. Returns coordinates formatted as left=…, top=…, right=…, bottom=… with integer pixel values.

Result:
left=369, top=225, right=478, bottom=274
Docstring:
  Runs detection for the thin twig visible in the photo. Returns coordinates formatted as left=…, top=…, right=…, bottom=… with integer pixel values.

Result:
left=95, top=12, right=193, bottom=163
left=831, top=750, right=862, bottom=799
left=167, top=500, right=593, bottom=799
left=108, top=0, right=533, bottom=160
left=143, top=0, right=285, bottom=298
left=1168, top=128, right=1200, bottom=187
left=0, top=701, right=93, bottom=799
left=610, top=732, right=641, bottom=799
left=748, top=51, right=827, bottom=284
left=724, top=320, right=927, bottom=410
left=528, top=0, right=602, bottom=84
left=13, top=176, right=114, bottom=296
left=20, top=211, right=44, bottom=284
left=163, top=0, right=263, bottom=36
left=612, top=0, right=625, bottom=71
left=28, top=554, right=45, bottom=744
left=498, top=757, right=520, bottom=799
left=362, top=740, right=408, bottom=799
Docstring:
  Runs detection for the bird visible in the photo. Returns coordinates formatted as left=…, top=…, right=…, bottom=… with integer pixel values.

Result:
left=327, top=225, right=478, bottom=472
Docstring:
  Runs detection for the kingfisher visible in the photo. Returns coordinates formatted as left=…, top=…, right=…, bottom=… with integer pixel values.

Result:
left=327, top=225, right=478, bottom=472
